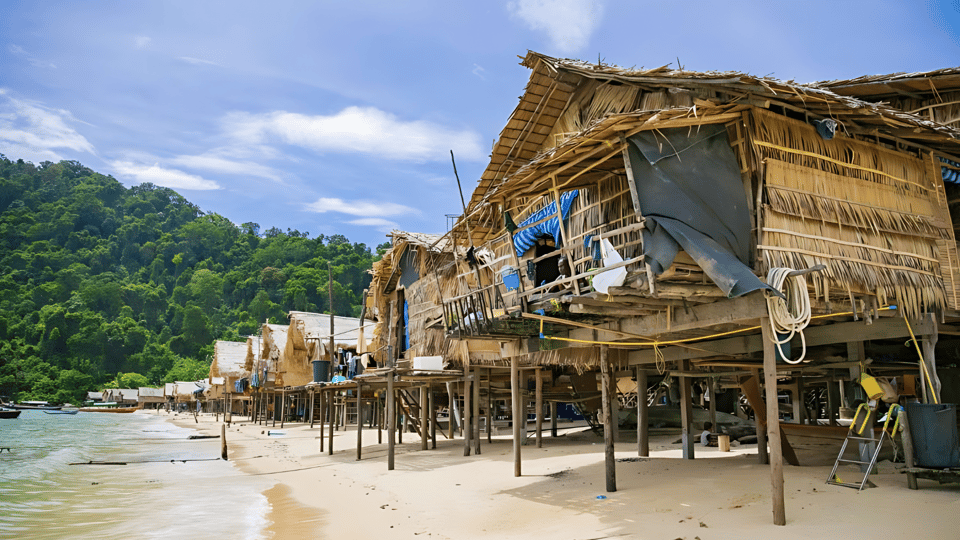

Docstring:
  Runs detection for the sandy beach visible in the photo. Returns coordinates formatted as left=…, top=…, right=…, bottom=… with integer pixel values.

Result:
left=154, top=410, right=960, bottom=539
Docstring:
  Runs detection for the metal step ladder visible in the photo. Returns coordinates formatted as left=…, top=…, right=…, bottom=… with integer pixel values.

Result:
left=826, top=403, right=901, bottom=491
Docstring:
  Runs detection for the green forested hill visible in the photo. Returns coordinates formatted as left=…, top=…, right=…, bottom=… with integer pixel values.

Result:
left=0, top=157, right=385, bottom=403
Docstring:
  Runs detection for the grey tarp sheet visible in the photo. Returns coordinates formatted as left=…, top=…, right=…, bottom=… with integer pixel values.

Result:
left=626, top=125, right=772, bottom=298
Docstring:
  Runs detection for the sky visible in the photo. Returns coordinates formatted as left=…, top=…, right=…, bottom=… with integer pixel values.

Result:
left=1, top=0, right=959, bottom=248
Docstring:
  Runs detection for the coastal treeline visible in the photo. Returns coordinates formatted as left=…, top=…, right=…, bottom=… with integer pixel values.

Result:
left=0, top=157, right=384, bottom=404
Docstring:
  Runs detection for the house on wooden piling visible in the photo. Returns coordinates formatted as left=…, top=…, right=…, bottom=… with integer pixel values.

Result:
left=138, top=387, right=165, bottom=410
left=209, top=340, right=251, bottom=415
left=434, top=51, right=960, bottom=519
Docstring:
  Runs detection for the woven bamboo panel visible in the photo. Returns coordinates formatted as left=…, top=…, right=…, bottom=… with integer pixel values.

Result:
left=926, top=151, right=960, bottom=310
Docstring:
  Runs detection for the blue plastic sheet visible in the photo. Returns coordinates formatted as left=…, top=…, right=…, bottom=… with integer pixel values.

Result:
left=513, top=191, right=579, bottom=257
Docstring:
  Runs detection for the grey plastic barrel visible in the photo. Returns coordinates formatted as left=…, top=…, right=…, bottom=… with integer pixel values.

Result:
left=904, top=402, right=960, bottom=468
left=312, top=360, right=331, bottom=383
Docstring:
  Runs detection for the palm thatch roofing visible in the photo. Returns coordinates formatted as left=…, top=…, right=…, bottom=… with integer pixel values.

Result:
left=459, top=51, right=960, bottom=248
left=210, top=340, right=249, bottom=380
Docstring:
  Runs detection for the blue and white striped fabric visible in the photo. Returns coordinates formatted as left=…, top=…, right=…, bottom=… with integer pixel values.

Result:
left=512, top=191, right=578, bottom=257
left=941, top=157, right=960, bottom=183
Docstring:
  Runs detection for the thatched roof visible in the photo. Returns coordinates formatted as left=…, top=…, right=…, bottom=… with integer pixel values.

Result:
left=287, top=312, right=372, bottom=351
left=210, top=340, right=249, bottom=380
left=460, top=51, right=960, bottom=247
left=814, top=67, right=960, bottom=101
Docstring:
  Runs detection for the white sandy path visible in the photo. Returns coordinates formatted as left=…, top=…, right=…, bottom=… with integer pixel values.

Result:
left=164, top=411, right=960, bottom=540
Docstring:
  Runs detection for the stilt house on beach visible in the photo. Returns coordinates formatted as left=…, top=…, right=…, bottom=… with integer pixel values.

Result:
left=209, top=340, right=251, bottom=416
left=431, top=51, right=960, bottom=523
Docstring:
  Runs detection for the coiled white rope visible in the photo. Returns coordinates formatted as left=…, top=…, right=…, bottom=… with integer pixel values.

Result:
left=765, top=267, right=812, bottom=364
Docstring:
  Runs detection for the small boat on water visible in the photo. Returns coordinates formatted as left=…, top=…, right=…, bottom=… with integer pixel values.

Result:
left=10, top=401, right=61, bottom=411
left=0, top=408, right=21, bottom=419
left=44, top=408, right=79, bottom=415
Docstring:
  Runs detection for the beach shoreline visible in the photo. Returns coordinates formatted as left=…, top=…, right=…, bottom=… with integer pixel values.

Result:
left=156, top=410, right=960, bottom=539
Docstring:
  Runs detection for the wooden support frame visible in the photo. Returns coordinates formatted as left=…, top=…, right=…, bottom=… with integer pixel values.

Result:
left=761, top=315, right=786, bottom=526
left=680, top=360, right=694, bottom=460
left=601, top=345, right=617, bottom=492
left=636, top=366, right=649, bottom=456
left=512, top=356, right=522, bottom=477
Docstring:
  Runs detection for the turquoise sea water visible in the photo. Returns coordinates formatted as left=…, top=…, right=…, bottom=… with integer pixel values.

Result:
left=0, top=411, right=272, bottom=540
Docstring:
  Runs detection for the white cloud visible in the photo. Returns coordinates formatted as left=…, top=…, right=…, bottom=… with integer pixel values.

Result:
left=111, top=161, right=221, bottom=190
left=223, top=106, right=484, bottom=162
left=348, top=217, right=399, bottom=232
left=472, top=63, right=486, bottom=80
left=135, top=36, right=152, bottom=49
left=8, top=44, right=56, bottom=69
left=305, top=197, right=419, bottom=217
left=0, top=92, right=94, bottom=163
left=169, top=153, right=282, bottom=182
left=508, top=0, right=604, bottom=54
left=179, top=56, right=219, bottom=66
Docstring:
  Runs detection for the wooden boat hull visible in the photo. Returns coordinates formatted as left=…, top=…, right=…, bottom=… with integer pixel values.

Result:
left=78, top=407, right=138, bottom=413
left=0, top=409, right=21, bottom=419
left=44, top=409, right=79, bottom=415
left=11, top=404, right=61, bottom=410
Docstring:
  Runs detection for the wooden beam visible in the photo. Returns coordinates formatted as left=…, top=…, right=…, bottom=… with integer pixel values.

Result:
left=619, top=292, right=766, bottom=338
left=357, top=383, right=363, bottom=460
left=627, top=315, right=937, bottom=364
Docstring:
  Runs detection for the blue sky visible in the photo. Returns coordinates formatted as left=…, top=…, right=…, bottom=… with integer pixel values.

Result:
left=1, top=0, right=958, bottom=248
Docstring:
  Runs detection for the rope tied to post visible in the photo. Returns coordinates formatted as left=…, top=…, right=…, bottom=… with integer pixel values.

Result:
left=764, top=267, right=815, bottom=365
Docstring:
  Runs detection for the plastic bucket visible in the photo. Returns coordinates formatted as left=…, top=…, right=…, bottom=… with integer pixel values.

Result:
left=312, top=360, right=331, bottom=383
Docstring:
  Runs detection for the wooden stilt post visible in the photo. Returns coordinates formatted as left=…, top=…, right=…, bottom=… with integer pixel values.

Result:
left=512, top=355, right=521, bottom=477
left=387, top=374, right=396, bottom=470
left=397, top=393, right=403, bottom=444
left=280, top=390, right=286, bottom=428
left=828, top=374, right=837, bottom=427
left=319, top=389, right=325, bottom=452
left=309, top=389, right=316, bottom=428
left=463, top=367, right=472, bottom=456
left=421, top=386, right=429, bottom=451
left=327, top=390, right=334, bottom=455
left=601, top=345, right=616, bottom=492
left=377, top=394, right=383, bottom=445
left=752, top=369, right=769, bottom=464
left=680, top=361, right=694, bottom=460
left=551, top=401, right=558, bottom=438
left=535, top=367, right=543, bottom=448
left=221, top=423, right=228, bottom=460
left=430, top=386, right=437, bottom=449
left=473, top=365, right=481, bottom=455
left=446, top=382, right=456, bottom=440
left=637, top=366, right=649, bottom=456
left=899, top=410, right=919, bottom=489
left=357, top=383, right=363, bottom=460
left=486, top=371, right=493, bottom=443
left=709, top=377, right=717, bottom=430
left=761, top=314, right=786, bottom=526
left=921, top=314, right=941, bottom=403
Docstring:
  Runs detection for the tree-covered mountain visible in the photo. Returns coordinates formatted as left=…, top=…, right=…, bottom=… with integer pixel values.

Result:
left=0, top=156, right=387, bottom=404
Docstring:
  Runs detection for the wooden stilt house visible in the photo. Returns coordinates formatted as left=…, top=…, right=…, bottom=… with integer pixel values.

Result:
left=435, top=51, right=960, bottom=523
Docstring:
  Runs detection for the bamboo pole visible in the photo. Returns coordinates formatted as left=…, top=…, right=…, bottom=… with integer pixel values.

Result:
left=512, top=355, right=521, bottom=477
left=761, top=315, right=787, bottom=526
left=601, top=345, right=616, bottom=492
left=535, top=368, right=543, bottom=448
left=637, top=366, right=648, bottom=456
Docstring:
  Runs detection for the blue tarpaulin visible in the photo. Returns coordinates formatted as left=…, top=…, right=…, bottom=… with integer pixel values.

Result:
left=512, top=191, right=579, bottom=257
left=941, top=157, right=959, bottom=183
